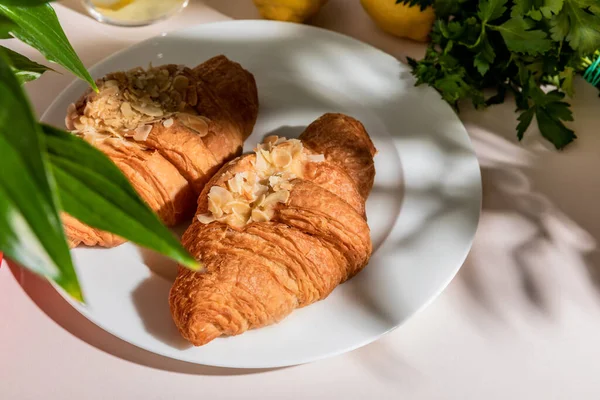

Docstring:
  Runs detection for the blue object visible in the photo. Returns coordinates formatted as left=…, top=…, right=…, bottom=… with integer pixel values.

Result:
left=583, top=54, right=600, bottom=87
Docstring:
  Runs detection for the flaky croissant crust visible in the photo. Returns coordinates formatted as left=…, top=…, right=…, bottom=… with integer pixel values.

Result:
left=170, top=113, right=376, bottom=346
left=63, top=55, right=259, bottom=248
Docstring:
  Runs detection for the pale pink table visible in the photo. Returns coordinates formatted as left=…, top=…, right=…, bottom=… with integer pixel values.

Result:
left=2, top=1, right=600, bottom=399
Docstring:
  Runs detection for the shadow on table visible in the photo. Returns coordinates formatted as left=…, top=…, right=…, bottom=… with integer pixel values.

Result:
left=454, top=78, right=600, bottom=327
left=8, top=262, right=288, bottom=376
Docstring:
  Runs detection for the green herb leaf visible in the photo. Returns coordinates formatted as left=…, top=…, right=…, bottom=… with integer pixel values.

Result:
left=0, top=45, right=52, bottom=83
left=41, top=125, right=200, bottom=271
left=535, top=106, right=575, bottom=148
left=512, top=0, right=564, bottom=19
left=473, top=35, right=496, bottom=75
left=559, top=66, right=575, bottom=96
left=540, top=0, right=564, bottom=18
left=478, top=0, right=508, bottom=22
left=516, top=107, right=535, bottom=139
left=0, top=3, right=97, bottom=90
left=0, top=49, right=82, bottom=301
left=550, top=0, right=600, bottom=54
left=494, top=16, right=553, bottom=55
left=523, top=84, right=575, bottom=148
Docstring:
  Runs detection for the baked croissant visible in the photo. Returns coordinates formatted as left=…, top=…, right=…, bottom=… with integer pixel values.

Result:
left=63, top=55, right=258, bottom=248
left=170, top=113, right=376, bottom=346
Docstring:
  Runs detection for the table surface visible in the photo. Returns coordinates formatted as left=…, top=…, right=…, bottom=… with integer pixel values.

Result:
left=2, top=1, right=600, bottom=399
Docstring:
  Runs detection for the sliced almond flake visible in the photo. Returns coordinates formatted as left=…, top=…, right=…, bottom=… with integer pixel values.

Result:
left=230, top=201, right=252, bottom=216
left=251, top=208, right=271, bottom=223
left=133, top=124, right=152, bottom=141
left=262, top=190, right=290, bottom=208
left=65, top=115, right=75, bottom=130
left=197, top=213, right=215, bottom=224
left=209, top=186, right=234, bottom=207
left=307, top=154, right=325, bottom=163
left=271, top=147, right=293, bottom=168
left=120, top=102, right=135, bottom=118
left=131, top=102, right=164, bottom=117
left=252, top=193, right=266, bottom=208
left=263, top=135, right=279, bottom=146
left=208, top=198, right=223, bottom=218
left=274, top=136, right=288, bottom=145
left=178, top=113, right=209, bottom=137
left=259, top=148, right=273, bottom=164
left=227, top=175, right=242, bottom=194
left=255, top=150, right=268, bottom=171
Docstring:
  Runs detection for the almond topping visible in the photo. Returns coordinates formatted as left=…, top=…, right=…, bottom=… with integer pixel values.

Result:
left=307, top=154, right=325, bottom=163
left=178, top=113, right=209, bottom=136
left=197, top=213, right=215, bottom=224
left=200, top=137, right=323, bottom=228
left=133, top=124, right=152, bottom=141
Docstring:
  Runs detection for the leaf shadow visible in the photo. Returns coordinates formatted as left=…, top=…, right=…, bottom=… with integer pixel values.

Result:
left=453, top=82, right=600, bottom=329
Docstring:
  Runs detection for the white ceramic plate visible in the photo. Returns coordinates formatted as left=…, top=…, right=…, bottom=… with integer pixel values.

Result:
left=41, top=20, right=481, bottom=368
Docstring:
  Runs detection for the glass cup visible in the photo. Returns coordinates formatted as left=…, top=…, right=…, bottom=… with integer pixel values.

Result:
left=82, top=0, right=189, bottom=27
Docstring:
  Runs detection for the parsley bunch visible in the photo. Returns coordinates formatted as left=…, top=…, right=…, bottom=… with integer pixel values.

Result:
left=403, top=0, right=600, bottom=149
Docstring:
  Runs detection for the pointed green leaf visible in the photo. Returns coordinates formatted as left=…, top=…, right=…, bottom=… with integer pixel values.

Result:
left=0, top=1, right=56, bottom=4
left=41, top=125, right=200, bottom=271
left=0, top=45, right=52, bottom=83
left=550, top=0, right=600, bottom=53
left=0, top=14, right=14, bottom=38
left=0, top=3, right=97, bottom=90
left=559, top=66, right=575, bottom=97
left=0, top=49, right=82, bottom=301
left=535, top=106, right=576, bottom=149
left=516, top=108, right=535, bottom=140
left=478, top=0, right=508, bottom=22
left=473, top=36, right=495, bottom=76
left=494, top=17, right=553, bottom=55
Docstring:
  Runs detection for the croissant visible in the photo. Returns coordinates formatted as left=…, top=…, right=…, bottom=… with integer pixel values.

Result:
left=62, top=55, right=258, bottom=247
left=170, top=113, right=376, bottom=346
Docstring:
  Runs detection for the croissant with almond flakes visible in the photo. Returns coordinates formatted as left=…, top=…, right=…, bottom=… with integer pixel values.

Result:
left=62, top=55, right=258, bottom=248
left=169, top=113, right=376, bottom=346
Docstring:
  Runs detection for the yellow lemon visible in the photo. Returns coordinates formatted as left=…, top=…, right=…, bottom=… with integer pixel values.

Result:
left=253, top=0, right=328, bottom=23
left=360, top=0, right=435, bottom=42
left=91, top=0, right=135, bottom=11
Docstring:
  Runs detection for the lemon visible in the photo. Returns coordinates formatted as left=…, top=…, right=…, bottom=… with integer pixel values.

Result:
left=91, top=0, right=135, bottom=11
left=360, top=0, right=435, bottom=42
left=253, top=0, right=328, bottom=23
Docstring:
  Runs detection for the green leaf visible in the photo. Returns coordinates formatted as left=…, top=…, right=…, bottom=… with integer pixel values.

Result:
left=550, top=0, right=600, bottom=54
left=41, top=125, right=200, bottom=271
left=0, top=14, right=14, bottom=38
left=478, top=0, right=508, bottom=22
left=0, top=45, right=52, bottom=83
left=473, top=36, right=496, bottom=76
left=516, top=107, right=535, bottom=140
left=559, top=66, right=575, bottom=96
left=512, top=0, right=564, bottom=19
left=511, top=0, right=534, bottom=18
left=540, top=0, right=564, bottom=17
left=535, top=106, right=575, bottom=148
left=0, top=1, right=55, bottom=5
left=494, top=17, right=553, bottom=55
left=0, top=50, right=82, bottom=301
left=434, top=0, right=468, bottom=17
left=0, top=3, right=97, bottom=90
